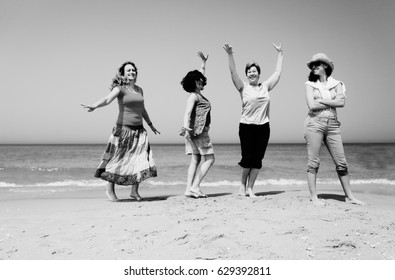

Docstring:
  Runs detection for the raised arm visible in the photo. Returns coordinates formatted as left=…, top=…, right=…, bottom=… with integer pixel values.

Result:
left=197, top=51, right=208, bottom=75
left=318, top=83, right=346, bottom=108
left=305, top=85, right=330, bottom=111
left=265, top=43, right=283, bottom=91
left=80, top=87, right=120, bottom=112
left=223, top=44, right=244, bottom=92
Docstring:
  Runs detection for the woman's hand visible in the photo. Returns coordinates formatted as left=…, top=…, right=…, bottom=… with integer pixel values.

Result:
left=197, top=51, right=208, bottom=62
left=184, top=129, right=192, bottom=141
left=149, top=124, right=161, bottom=134
left=272, top=43, right=283, bottom=53
left=223, top=44, right=234, bottom=54
left=179, top=127, right=192, bottom=140
left=80, top=103, right=96, bottom=112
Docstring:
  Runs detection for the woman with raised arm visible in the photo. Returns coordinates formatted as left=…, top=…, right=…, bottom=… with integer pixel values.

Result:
left=223, top=43, right=283, bottom=197
left=304, top=53, right=364, bottom=205
left=81, top=61, right=160, bottom=202
left=180, top=51, right=215, bottom=198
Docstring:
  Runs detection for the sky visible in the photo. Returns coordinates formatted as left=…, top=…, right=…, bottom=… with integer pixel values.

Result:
left=1, top=0, right=394, bottom=144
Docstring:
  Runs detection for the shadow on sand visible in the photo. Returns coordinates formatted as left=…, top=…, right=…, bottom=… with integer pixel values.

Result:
left=318, top=193, right=346, bottom=202
left=115, top=195, right=173, bottom=203
left=255, top=190, right=285, bottom=197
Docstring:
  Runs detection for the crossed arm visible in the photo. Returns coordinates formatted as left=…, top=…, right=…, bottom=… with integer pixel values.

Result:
left=318, top=83, right=346, bottom=107
left=305, top=83, right=346, bottom=110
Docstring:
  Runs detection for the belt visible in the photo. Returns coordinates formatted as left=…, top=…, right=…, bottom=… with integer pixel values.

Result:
left=311, top=115, right=337, bottom=121
left=311, top=107, right=335, bottom=113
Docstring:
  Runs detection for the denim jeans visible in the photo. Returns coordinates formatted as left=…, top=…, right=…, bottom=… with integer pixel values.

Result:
left=303, top=116, right=348, bottom=176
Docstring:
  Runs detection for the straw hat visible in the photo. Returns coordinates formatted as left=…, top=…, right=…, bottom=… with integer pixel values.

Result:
left=306, top=53, right=334, bottom=72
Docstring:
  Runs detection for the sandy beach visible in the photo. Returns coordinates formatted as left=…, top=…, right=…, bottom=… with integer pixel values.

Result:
left=1, top=184, right=394, bottom=260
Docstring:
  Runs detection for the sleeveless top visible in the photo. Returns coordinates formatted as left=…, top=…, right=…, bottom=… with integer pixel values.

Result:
left=116, top=86, right=145, bottom=126
left=189, top=93, right=211, bottom=136
left=305, top=77, right=346, bottom=118
left=240, top=82, right=270, bottom=125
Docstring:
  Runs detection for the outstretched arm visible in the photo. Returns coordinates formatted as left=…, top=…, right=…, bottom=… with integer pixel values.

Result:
left=223, top=44, right=244, bottom=92
left=80, top=87, right=120, bottom=112
left=265, top=43, right=283, bottom=91
left=197, top=51, right=208, bottom=75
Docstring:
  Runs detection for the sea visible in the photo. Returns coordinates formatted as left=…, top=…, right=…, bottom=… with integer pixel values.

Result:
left=1, top=144, right=395, bottom=196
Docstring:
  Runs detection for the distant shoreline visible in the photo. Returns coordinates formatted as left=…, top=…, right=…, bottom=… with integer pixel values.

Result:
left=1, top=142, right=395, bottom=146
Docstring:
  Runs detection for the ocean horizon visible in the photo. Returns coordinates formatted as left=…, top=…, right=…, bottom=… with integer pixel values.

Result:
left=1, top=143, right=395, bottom=196
left=1, top=142, right=394, bottom=145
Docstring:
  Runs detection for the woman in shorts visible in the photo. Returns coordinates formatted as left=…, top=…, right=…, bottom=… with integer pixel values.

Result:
left=180, top=51, right=215, bottom=198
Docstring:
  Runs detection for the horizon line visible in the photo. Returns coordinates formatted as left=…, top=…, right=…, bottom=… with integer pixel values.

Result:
left=1, top=142, right=394, bottom=145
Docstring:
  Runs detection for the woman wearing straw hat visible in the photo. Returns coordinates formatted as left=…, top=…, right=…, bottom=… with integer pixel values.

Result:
left=223, top=43, right=283, bottom=198
left=304, top=53, right=364, bottom=205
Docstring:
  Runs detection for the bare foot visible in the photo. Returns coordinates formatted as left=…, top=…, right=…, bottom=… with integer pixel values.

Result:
left=188, top=187, right=207, bottom=198
left=237, top=185, right=246, bottom=196
left=310, top=197, right=325, bottom=206
left=105, top=190, right=119, bottom=202
left=247, top=189, right=257, bottom=198
left=184, top=191, right=200, bottom=198
left=130, top=193, right=143, bottom=201
left=346, top=197, right=366, bottom=205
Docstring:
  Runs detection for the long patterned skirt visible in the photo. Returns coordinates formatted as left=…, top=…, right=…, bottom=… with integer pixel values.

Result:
left=94, top=125, right=157, bottom=185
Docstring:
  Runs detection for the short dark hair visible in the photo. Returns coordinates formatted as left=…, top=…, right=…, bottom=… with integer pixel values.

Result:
left=245, top=62, right=261, bottom=75
left=181, top=70, right=207, bottom=93
left=308, top=62, right=332, bottom=82
left=110, top=61, right=138, bottom=90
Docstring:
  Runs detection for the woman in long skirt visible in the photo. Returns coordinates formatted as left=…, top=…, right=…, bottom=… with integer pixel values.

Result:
left=81, top=61, right=160, bottom=202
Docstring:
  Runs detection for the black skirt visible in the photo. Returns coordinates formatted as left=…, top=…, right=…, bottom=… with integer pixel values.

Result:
left=238, top=122, right=270, bottom=169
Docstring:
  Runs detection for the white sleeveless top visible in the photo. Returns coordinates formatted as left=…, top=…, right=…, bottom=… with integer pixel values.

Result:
left=239, top=82, right=270, bottom=125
